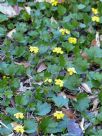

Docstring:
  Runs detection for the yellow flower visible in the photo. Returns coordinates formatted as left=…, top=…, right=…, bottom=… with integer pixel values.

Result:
left=44, top=78, right=52, bottom=83
left=52, top=47, right=63, bottom=54
left=51, top=0, right=58, bottom=6
left=29, top=46, right=39, bottom=54
left=53, top=111, right=64, bottom=120
left=14, top=112, right=24, bottom=119
left=92, top=8, right=98, bottom=15
left=68, top=37, right=77, bottom=44
left=67, top=67, right=77, bottom=76
left=59, top=28, right=70, bottom=35
left=3, top=76, right=7, bottom=79
left=92, top=16, right=100, bottom=22
left=14, top=125, right=24, bottom=134
left=55, top=79, right=64, bottom=87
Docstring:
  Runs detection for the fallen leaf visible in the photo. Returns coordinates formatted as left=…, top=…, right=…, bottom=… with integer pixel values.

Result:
left=80, top=83, right=92, bottom=94
left=79, top=118, right=85, bottom=132
left=96, top=32, right=100, bottom=47
left=67, top=119, right=83, bottom=136
left=7, top=29, right=16, bottom=39
left=11, top=122, right=19, bottom=128
left=51, top=17, right=58, bottom=24
left=91, top=32, right=100, bottom=47
left=37, top=62, right=47, bottom=73
left=58, top=92, right=67, bottom=99
left=80, top=51, right=89, bottom=60
left=62, top=108, right=76, bottom=119
left=66, top=94, right=77, bottom=101
left=100, top=35, right=102, bottom=41
left=91, top=98, right=99, bottom=111
left=25, top=6, right=31, bottom=15
left=91, top=39, right=97, bottom=46
left=0, top=3, right=21, bottom=17
left=34, top=81, right=43, bottom=86
left=14, top=61, right=30, bottom=68
left=18, top=82, right=32, bottom=92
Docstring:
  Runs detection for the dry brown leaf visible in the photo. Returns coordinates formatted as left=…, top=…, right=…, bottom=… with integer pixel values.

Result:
left=92, top=98, right=99, bottom=111
left=7, top=29, right=16, bottom=39
left=0, top=3, right=22, bottom=17
left=80, top=51, right=89, bottom=60
left=14, top=61, right=30, bottom=68
left=58, top=92, right=67, bottom=99
left=37, top=62, right=47, bottom=73
left=51, top=17, right=58, bottom=24
left=62, top=108, right=76, bottom=119
left=34, top=81, right=43, bottom=86
left=79, top=118, right=85, bottom=132
left=96, top=32, right=100, bottom=47
left=11, top=122, right=19, bottom=128
left=91, top=39, right=97, bottom=46
left=100, top=35, right=102, bottom=41
left=24, top=6, right=31, bottom=15
left=66, top=94, right=77, bottom=101
left=91, top=32, right=100, bottom=47
left=80, top=83, right=92, bottom=94
left=18, top=82, right=33, bottom=92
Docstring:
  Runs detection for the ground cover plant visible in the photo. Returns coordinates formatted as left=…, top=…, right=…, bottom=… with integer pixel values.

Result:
left=0, top=0, right=102, bottom=135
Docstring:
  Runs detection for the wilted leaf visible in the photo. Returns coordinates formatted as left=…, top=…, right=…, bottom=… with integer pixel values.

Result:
left=91, top=32, right=100, bottom=47
left=92, top=98, right=99, bottom=111
left=62, top=108, right=76, bottom=119
left=7, top=29, right=16, bottom=39
left=80, top=51, right=89, bottom=60
left=80, top=83, right=92, bottom=94
left=37, top=62, right=47, bottom=73
left=96, top=32, right=100, bottom=47
left=18, top=82, right=32, bottom=92
left=25, top=7, right=31, bottom=15
left=0, top=3, right=22, bottom=17
left=14, top=61, right=30, bottom=68
left=79, top=118, right=85, bottom=132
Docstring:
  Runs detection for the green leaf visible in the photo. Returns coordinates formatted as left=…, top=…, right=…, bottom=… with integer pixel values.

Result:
left=0, top=14, right=8, bottom=22
left=58, top=5, right=66, bottom=15
left=0, top=27, right=7, bottom=37
left=75, top=93, right=90, bottom=112
left=39, top=117, right=58, bottom=133
left=5, top=90, right=13, bottom=99
left=62, top=42, right=75, bottom=52
left=77, top=4, right=86, bottom=9
left=52, top=96, right=68, bottom=107
left=15, top=95, right=29, bottom=106
left=64, top=75, right=81, bottom=91
left=6, top=107, right=18, bottom=115
left=74, top=57, right=89, bottom=74
left=36, top=102, right=51, bottom=116
left=85, top=47, right=102, bottom=60
left=7, top=0, right=17, bottom=5
left=0, top=124, right=13, bottom=135
left=59, top=55, right=66, bottom=67
left=98, top=92, right=102, bottom=104
left=24, top=119, right=38, bottom=133
left=48, top=64, right=61, bottom=75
